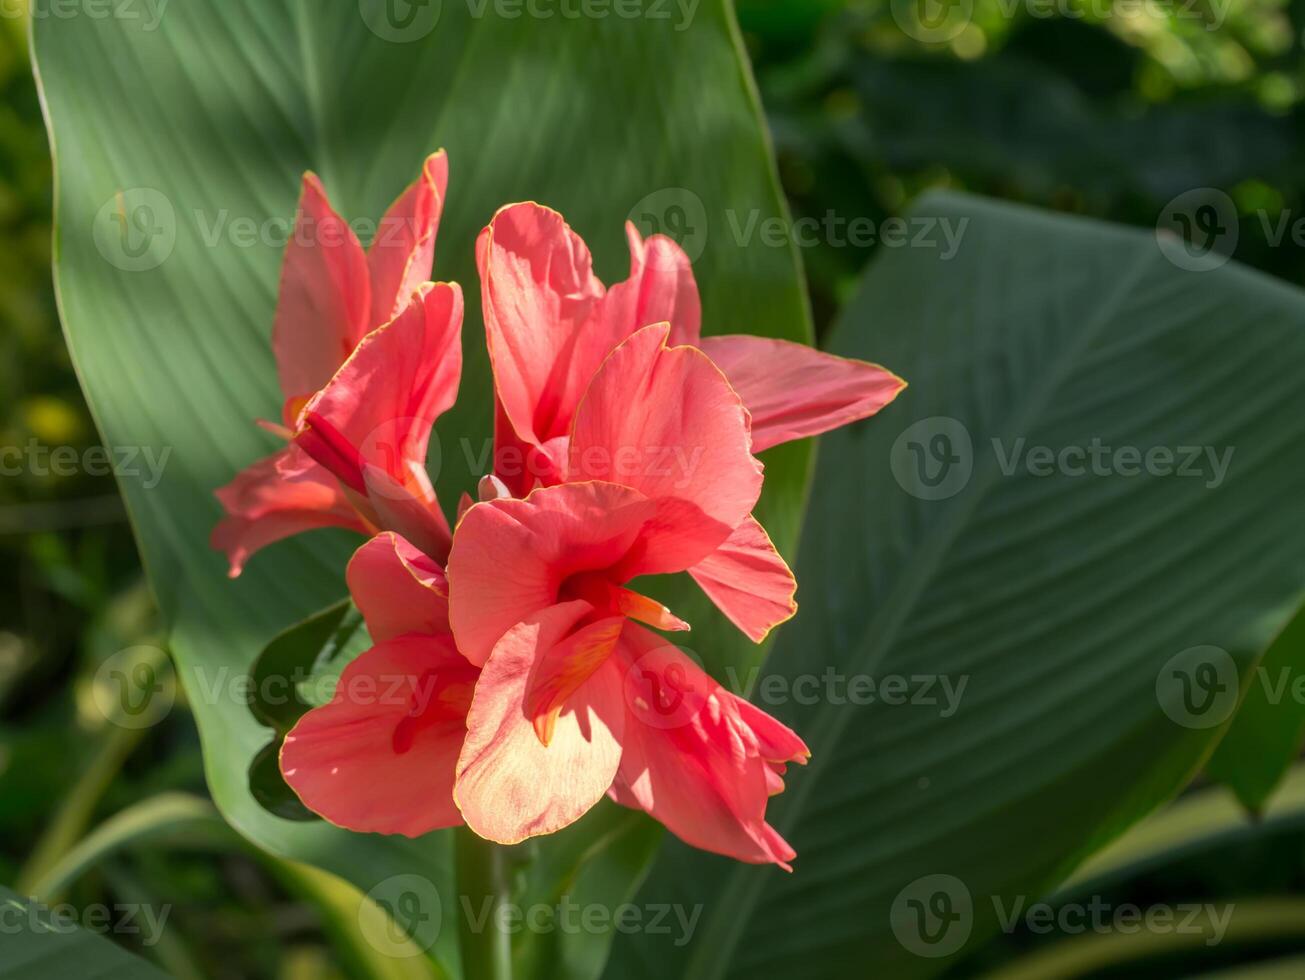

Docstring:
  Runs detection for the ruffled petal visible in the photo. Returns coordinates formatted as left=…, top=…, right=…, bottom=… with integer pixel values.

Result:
left=569, top=324, right=762, bottom=576
left=688, top=515, right=797, bottom=643
left=368, top=151, right=448, bottom=327
left=272, top=174, right=371, bottom=415
left=296, top=281, right=462, bottom=560
left=698, top=335, right=907, bottom=454
left=446, top=481, right=655, bottom=666
left=524, top=615, right=624, bottom=745
left=478, top=203, right=606, bottom=451
left=281, top=635, right=478, bottom=837
left=454, top=601, right=625, bottom=843
left=347, top=532, right=450, bottom=642
left=492, top=396, right=565, bottom=496
left=600, top=223, right=701, bottom=346
left=211, top=443, right=367, bottom=577
left=611, top=624, right=806, bottom=869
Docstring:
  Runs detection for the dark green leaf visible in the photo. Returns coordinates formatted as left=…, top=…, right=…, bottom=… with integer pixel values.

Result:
left=606, top=192, right=1305, bottom=979
left=0, top=884, right=172, bottom=980
left=33, top=2, right=812, bottom=975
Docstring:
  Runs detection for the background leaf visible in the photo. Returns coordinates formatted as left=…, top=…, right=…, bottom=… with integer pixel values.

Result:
left=1206, top=606, right=1305, bottom=812
left=962, top=766, right=1305, bottom=977
left=605, top=192, right=1305, bottom=979
left=31, top=1, right=812, bottom=975
left=0, top=883, right=172, bottom=980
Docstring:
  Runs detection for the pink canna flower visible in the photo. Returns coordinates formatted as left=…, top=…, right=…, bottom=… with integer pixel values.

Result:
left=446, top=324, right=810, bottom=867
left=281, top=531, right=478, bottom=836
left=212, top=152, right=451, bottom=575
left=478, top=201, right=905, bottom=641
left=479, top=200, right=905, bottom=486
left=273, top=196, right=906, bottom=871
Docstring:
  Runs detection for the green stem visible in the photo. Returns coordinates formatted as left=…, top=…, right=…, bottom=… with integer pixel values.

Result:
left=455, top=828, right=513, bottom=980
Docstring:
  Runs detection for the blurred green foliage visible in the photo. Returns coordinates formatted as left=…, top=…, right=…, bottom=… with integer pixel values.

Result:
left=0, top=12, right=374, bottom=979
left=0, top=6, right=137, bottom=711
left=3, top=0, right=1305, bottom=975
left=739, top=0, right=1305, bottom=330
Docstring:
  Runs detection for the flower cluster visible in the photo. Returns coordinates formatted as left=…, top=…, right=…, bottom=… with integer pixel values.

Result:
left=213, top=154, right=905, bottom=868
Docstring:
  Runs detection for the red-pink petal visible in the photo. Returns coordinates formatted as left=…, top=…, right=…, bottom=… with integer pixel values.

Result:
left=296, top=281, right=461, bottom=559
left=611, top=625, right=804, bottom=869
left=272, top=174, right=371, bottom=414
left=524, top=615, right=625, bottom=746
left=698, top=335, right=907, bottom=453
left=492, top=397, right=565, bottom=496
left=569, top=324, right=762, bottom=576
left=688, top=515, right=797, bottom=643
left=211, top=444, right=368, bottom=577
left=361, top=465, right=453, bottom=566
left=368, top=151, right=448, bottom=327
left=478, top=203, right=606, bottom=450
left=600, top=223, right=701, bottom=346
left=347, top=532, right=450, bottom=642
left=731, top=694, right=811, bottom=766
left=446, top=481, right=656, bottom=667
left=281, top=635, right=478, bottom=837
left=454, top=601, right=625, bottom=843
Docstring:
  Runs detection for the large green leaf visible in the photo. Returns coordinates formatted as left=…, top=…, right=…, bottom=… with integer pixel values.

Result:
left=1206, top=605, right=1305, bottom=811
left=32, top=2, right=811, bottom=976
left=0, top=884, right=171, bottom=980
left=965, top=767, right=1305, bottom=978
left=605, top=192, right=1305, bottom=978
